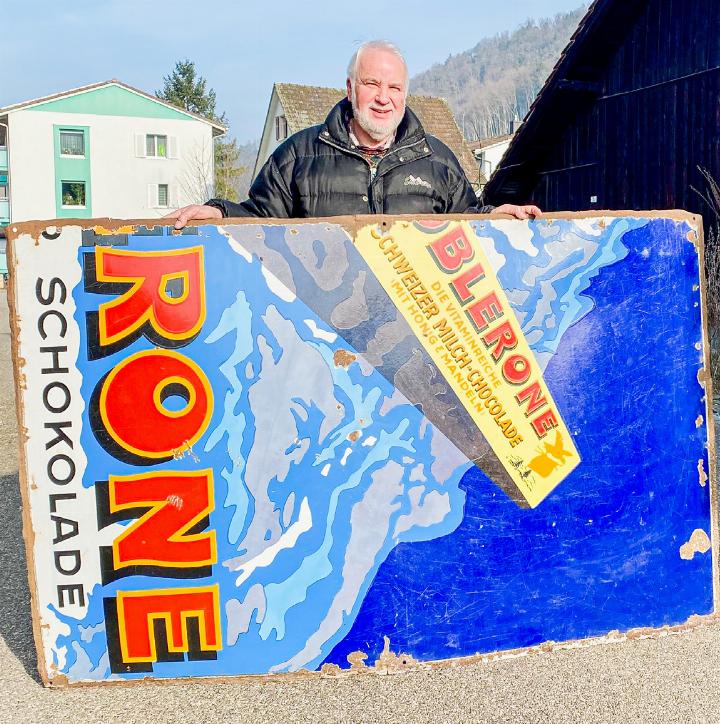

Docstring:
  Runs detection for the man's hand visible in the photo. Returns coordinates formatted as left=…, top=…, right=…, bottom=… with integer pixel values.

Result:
left=493, top=203, right=543, bottom=219
left=163, top=204, right=223, bottom=230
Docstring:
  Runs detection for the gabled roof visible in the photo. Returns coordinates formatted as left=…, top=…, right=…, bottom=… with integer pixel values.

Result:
left=468, top=133, right=514, bottom=151
left=275, top=84, right=345, bottom=133
left=273, top=83, right=484, bottom=186
left=0, top=80, right=227, bottom=135
left=484, top=0, right=646, bottom=199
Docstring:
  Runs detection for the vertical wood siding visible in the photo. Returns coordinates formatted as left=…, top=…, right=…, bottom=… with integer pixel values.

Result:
left=492, top=0, right=720, bottom=225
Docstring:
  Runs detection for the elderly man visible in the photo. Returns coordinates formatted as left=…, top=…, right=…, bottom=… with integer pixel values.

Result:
left=167, top=40, right=540, bottom=227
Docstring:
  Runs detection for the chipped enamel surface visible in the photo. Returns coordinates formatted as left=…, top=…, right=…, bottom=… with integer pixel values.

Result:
left=7, top=211, right=715, bottom=686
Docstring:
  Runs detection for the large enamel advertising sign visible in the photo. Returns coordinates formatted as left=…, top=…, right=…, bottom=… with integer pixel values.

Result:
left=7, top=213, right=716, bottom=685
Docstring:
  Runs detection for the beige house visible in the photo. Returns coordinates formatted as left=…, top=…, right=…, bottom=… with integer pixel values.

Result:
left=254, top=83, right=484, bottom=189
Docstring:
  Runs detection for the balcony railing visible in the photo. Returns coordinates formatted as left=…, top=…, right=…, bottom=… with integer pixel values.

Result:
left=0, top=148, right=7, bottom=171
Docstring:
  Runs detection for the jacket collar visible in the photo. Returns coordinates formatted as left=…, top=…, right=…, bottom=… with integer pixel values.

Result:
left=321, top=98, right=427, bottom=152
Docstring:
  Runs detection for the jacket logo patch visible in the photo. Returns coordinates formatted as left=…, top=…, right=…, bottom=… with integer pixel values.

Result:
left=404, top=175, right=432, bottom=189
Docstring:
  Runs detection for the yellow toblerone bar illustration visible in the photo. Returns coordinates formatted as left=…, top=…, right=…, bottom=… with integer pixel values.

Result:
left=355, top=220, right=580, bottom=507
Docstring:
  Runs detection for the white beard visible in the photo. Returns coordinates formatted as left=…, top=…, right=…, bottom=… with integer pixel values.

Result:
left=350, top=85, right=403, bottom=142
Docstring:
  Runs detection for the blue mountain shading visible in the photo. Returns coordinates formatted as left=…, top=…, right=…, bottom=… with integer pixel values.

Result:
left=62, top=224, right=471, bottom=679
left=324, top=218, right=712, bottom=668
left=57, top=219, right=711, bottom=680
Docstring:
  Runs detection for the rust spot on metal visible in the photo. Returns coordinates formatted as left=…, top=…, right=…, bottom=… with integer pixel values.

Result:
left=49, top=673, right=69, bottom=688
left=686, top=229, right=700, bottom=249
left=679, top=529, right=711, bottom=560
left=347, top=430, right=362, bottom=443
left=374, top=635, right=423, bottom=672
left=698, top=459, right=708, bottom=488
left=347, top=651, right=368, bottom=669
left=319, top=663, right=342, bottom=676
left=696, top=415, right=704, bottom=428
left=41, top=226, right=61, bottom=241
left=333, top=349, right=357, bottom=368
left=697, top=367, right=709, bottom=389
left=94, top=224, right=136, bottom=235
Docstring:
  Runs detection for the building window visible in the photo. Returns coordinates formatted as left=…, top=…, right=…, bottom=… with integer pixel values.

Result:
left=146, top=134, right=168, bottom=158
left=158, top=184, right=169, bottom=207
left=0, top=185, right=7, bottom=200
left=60, top=130, right=85, bottom=156
left=61, top=181, right=86, bottom=207
left=275, top=116, right=288, bottom=141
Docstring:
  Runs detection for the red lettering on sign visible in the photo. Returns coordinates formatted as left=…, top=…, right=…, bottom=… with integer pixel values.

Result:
left=482, top=320, right=517, bottom=360
left=99, top=349, right=212, bottom=459
left=96, top=246, right=206, bottom=347
left=449, top=263, right=485, bottom=304
left=531, top=409, right=559, bottom=439
left=427, top=227, right=475, bottom=272
left=110, top=470, right=216, bottom=569
left=515, top=380, right=548, bottom=417
left=466, top=291, right=504, bottom=333
left=502, top=354, right=532, bottom=385
left=117, top=586, right=221, bottom=663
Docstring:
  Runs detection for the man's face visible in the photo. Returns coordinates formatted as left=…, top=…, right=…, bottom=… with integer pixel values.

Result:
left=347, top=48, right=407, bottom=142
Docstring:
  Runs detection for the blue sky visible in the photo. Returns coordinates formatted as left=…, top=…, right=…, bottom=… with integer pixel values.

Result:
left=3, top=0, right=586, bottom=143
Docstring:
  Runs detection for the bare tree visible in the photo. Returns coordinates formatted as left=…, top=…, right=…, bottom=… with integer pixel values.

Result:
left=177, top=138, right=214, bottom=206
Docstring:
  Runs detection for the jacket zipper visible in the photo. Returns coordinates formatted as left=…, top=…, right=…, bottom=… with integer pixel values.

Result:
left=319, top=134, right=430, bottom=213
left=319, top=135, right=375, bottom=210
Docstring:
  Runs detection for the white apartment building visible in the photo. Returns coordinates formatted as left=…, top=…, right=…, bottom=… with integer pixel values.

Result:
left=0, top=80, right=226, bottom=228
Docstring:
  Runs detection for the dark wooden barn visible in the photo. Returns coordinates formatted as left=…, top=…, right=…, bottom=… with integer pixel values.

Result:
left=483, top=0, right=720, bottom=228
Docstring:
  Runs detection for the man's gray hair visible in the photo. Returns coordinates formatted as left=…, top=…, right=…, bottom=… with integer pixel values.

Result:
left=347, top=40, right=409, bottom=90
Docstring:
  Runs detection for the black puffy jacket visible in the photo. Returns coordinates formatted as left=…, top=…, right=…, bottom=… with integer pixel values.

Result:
left=207, top=98, right=490, bottom=219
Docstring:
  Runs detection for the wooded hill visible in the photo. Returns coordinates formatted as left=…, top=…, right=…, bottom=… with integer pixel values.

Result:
left=410, top=6, right=588, bottom=141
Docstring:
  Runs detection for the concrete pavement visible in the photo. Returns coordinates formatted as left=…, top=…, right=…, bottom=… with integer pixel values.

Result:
left=1, top=287, right=719, bottom=723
